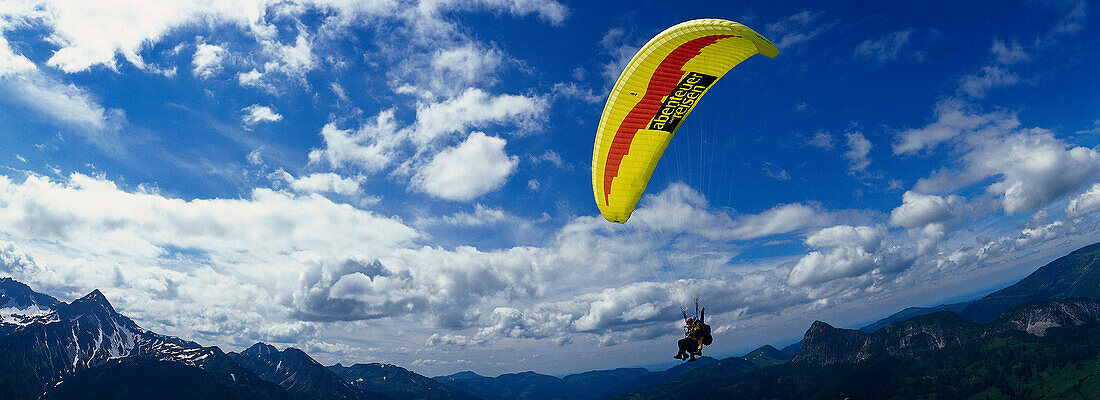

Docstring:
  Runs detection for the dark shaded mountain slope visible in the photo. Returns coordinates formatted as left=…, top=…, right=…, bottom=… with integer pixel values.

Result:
left=43, top=357, right=292, bottom=400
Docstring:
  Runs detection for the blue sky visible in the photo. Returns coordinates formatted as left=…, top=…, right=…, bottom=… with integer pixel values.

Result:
left=0, top=0, right=1098, bottom=376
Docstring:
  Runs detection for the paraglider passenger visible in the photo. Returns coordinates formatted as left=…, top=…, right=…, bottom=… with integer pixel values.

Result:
left=674, top=308, right=711, bottom=362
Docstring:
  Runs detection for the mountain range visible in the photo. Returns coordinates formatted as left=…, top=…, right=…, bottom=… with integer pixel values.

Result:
left=0, top=278, right=734, bottom=399
left=432, top=356, right=735, bottom=400
left=2, top=241, right=1099, bottom=399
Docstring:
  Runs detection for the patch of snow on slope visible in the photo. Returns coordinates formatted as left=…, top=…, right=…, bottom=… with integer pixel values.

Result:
left=0, top=304, right=54, bottom=325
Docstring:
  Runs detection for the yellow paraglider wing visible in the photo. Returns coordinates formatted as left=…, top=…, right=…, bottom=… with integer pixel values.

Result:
left=591, top=19, right=779, bottom=223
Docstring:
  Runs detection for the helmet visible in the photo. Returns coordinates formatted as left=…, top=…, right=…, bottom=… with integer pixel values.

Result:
left=685, top=317, right=694, bottom=325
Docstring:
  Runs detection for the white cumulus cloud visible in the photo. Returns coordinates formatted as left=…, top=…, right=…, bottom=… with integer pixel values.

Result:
left=1066, top=183, right=1100, bottom=217
left=274, top=170, right=361, bottom=195
left=916, top=127, right=1100, bottom=215
left=788, top=225, right=911, bottom=286
left=241, top=104, right=283, bottom=128
left=412, top=132, right=518, bottom=201
left=411, top=88, right=546, bottom=145
left=0, top=36, right=35, bottom=77
left=19, top=0, right=268, bottom=73
left=889, top=191, right=962, bottom=230
left=308, top=111, right=403, bottom=172
left=192, top=43, right=227, bottom=79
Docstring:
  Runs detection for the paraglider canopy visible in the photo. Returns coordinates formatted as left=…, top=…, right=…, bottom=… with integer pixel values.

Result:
left=591, top=19, right=779, bottom=224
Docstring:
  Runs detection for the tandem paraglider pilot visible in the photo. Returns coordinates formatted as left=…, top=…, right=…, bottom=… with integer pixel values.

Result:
left=674, top=307, right=712, bottom=362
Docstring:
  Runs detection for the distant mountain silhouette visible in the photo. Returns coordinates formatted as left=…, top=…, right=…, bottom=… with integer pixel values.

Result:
left=740, top=344, right=791, bottom=367
left=428, top=350, right=788, bottom=400
left=434, top=370, right=584, bottom=400
left=229, top=343, right=365, bottom=400
left=329, top=362, right=479, bottom=400
left=615, top=356, right=718, bottom=390
left=560, top=367, right=649, bottom=399
left=439, top=370, right=487, bottom=381
left=778, top=340, right=800, bottom=355
left=432, top=356, right=721, bottom=400
left=858, top=302, right=971, bottom=333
